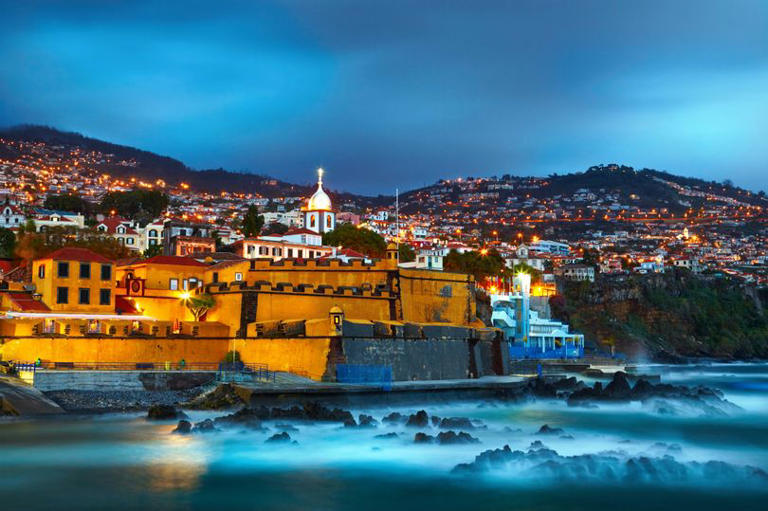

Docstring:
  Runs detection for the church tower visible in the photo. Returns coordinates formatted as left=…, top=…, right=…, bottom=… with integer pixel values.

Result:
left=303, top=168, right=336, bottom=234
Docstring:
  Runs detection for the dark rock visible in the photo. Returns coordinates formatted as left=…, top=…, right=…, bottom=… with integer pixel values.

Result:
left=275, top=423, right=299, bottom=432
left=439, top=417, right=475, bottom=430
left=193, top=418, right=217, bottom=433
left=147, top=404, right=186, bottom=420
left=536, top=424, right=566, bottom=435
left=602, top=372, right=632, bottom=400
left=186, top=383, right=244, bottom=410
left=374, top=432, right=399, bottom=440
left=358, top=414, right=378, bottom=428
left=172, top=420, right=192, bottom=434
left=431, top=416, right=441, bottom=426
left=436, top=431, right=480, bottom=444
left=382, top=412, right=405, bottom=424
left=527, top=377, right=557, bottom=398
left=560, top=435, right=574, bottom=440
left=414, top=432, right=435, bottom=444
left=343, top=418, right=358, bottom=428
left=214, top=407, right=268, bottom=429
left=406, top=410, right=429, bottom=428
left=265, top=432, right=292, bottom=443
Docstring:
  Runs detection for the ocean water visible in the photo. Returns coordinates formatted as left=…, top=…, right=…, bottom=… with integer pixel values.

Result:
left=1, top=364, right=767, bottom=511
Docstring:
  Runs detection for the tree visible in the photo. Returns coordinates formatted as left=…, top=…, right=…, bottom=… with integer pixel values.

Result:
left=143, top=244, right=163, bottom=258
left=99, top=189, right=168, bottom=220
left=241, top=205, right=264, bottom=237
left=398, top=244, right=416, bottom=263
left=44, top=194, right=91, bottom=215
left=14, top=226, right=134, bottom=261
left=323, top=224, right=387, bottom=258
left=444, top=248, right=505, bottom=281
left=185, top=294, right=215, bottom=321
left=262, top=222, right=289, bottom=235
left=0, top=227, right=16, bottom=258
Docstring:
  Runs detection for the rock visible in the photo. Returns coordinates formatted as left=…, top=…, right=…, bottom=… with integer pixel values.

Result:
left=414, top=432, right=435, bottom=444
left=147, top=404, right=186, bottom=420
left=193, top=418, right=217, bottom=433
left=172, top=420, right=192, bottom=434
left=602, top=372, right=632, bottom=400
left=527, top=378, right=557, bottom=398
left=214, top=407, right=268, bottom=429
left=265, top=432, right=292, bottom=443
left=436, top=431, right=480, bottom=444
left=275, top=423, right=299, bottom=432
left=382, top=412, right=405, bottom=424
left=374, top=432, right=399, bottom=440
left=343, top=418, right=358, bottom=428
left=431, top=416, right=441, bottom=426
left=631, top=378, right=656, bottom=399
left=439, top=417, right=475, bottom=430
left=536, top=424, right=566, bottom=435
left=185, top=383, right=244, bottom=410
left=358, top=414, right=378, bottom=428
left=406, top=410, right=429, bottom=428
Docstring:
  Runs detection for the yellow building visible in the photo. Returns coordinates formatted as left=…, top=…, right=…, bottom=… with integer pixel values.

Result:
left=32, top=247, right=115, bottom=313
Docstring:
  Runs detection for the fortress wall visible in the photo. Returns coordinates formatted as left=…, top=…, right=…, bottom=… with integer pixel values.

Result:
left=236, top=337, right=333, bottom=381
left=398, top=268, right=475, bottom=325
left=0, top=336, right=231, bottom=365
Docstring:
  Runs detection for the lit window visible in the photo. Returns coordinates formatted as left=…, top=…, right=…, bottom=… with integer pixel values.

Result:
left=235, top=272, right=243, bottom=281
left=169, top=278, right=179, bottom=290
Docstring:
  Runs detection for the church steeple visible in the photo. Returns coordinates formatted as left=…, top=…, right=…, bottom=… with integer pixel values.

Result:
left=303, top=167, right=336, bottom=234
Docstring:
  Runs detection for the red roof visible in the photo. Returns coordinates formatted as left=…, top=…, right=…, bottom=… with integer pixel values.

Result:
left=98, top=217, right=138, bottom=235
left=0, top=260, right=15, bottom=274
left=284, top=227, right=320, bottom=236
left=7, top=292, right=51, bottom=312
left=141, top=255, right=206, bottom=267
left=39, top=247, right=113, bottom=264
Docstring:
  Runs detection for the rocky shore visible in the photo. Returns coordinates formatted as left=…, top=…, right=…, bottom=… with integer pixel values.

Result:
left=45, top=388, right=205, bottom=413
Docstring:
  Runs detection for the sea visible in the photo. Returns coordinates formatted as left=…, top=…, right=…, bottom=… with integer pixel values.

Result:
left=1, top=363, right=767, bottom=511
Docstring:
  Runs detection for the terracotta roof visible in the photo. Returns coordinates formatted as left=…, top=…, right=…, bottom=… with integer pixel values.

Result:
left=98, top=217, right=138, bottom=235
left=284, top=227, right=320, bottom=236
left=40, top=247, right=113, bottom=264
left=142, top=255, right=207, bottom=267
left=2, top=265, right=29, bottom=282
left=0, top=259, right=15, bottom=274
left=7, top=292, right=51, bottom=312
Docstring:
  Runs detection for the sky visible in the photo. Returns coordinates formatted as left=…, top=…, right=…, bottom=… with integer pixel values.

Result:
left=0, top=0, right=766, bottom=195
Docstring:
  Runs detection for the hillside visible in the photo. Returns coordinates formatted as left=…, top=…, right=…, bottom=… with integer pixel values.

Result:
left=550, top=269, right=768, bottom=361
left=0, top=125, right=387, bottom=206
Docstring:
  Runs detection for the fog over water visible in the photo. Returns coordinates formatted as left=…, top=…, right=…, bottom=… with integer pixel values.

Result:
left=1, top=363, right=767, bottom=511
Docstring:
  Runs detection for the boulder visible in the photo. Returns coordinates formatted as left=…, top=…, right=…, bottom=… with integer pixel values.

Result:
left=358, top=414, right=378, bottom=428
left=436, top=431, right=480, bottom=444
left=374, top=432, right=399, bottom=440
left=406, top=410, right=429, bottom=428
left=414, top=432, right=435, bottom=444
left=382, top=412, right=405, bottom=424
left=265, top=432, right=292, bottom=443
left=193, top=418, right=217, bottom=433
left=147, top=404, right=186, bottom=420
left=536, top=424, right=566, bottom=436
left=439, top=417, right=475, bottom=430
left=602, top=372, right=632, bottom=400
left=172, top=420, right=192, bottom=434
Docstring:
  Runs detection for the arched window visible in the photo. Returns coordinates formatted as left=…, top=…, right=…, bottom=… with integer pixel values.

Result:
left=310, top=214, right=316, bottom=228
left=149, top=229, right=158, bottom=237
left=326, top=215, right=332, bottom=228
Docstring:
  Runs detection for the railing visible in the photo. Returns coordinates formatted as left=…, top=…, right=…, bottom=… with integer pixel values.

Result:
left=217, top=362, right=276, bottom=383
left=22, top=361, right=223, bottom=371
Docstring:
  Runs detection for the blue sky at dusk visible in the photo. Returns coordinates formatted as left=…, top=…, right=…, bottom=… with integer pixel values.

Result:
left=1, top=0, right=766, bottom=194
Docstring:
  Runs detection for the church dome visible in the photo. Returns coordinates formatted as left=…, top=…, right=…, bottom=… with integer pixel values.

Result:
left=307, top=168, right=332, bottom=211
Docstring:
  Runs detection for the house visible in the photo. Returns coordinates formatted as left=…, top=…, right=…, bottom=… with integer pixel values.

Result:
left=96, top=217, right=141, bottom=251
left=555, top=263, right=595, bottom=282
left=32, top=208, right=85, bottom=232
left=0, top=202, right=25, bottom=228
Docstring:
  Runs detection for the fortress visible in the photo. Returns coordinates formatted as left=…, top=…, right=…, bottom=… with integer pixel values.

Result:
left=0, top=172, right=508, bottom=382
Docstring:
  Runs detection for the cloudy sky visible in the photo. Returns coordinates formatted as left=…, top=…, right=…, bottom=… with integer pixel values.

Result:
left=1, top=1, right=766, bottom=194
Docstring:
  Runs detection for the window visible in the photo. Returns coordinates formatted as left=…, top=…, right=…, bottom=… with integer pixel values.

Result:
left=38, top=265, right=45, bottom=278
left=56, top=287, right=68, bottom=304
left=149, top=239, right=157, bottom=246
left=78, top=288, right=90, bottom=305
left=326, top=215, right=332, bottom=228
left=212, top=272, right=219, bottom=283
left=127, top=237, right=134, bottom=245
left=182, top=279, right=189, bottom=290
left=310, top=215, right=316, bottom=228
left=57, top=262, right=69, bottom=278
left=79, top=263, right=91, bottom=279
left=101, top=264, right=112, bottom=281
left=287, top=248, right=293, bottom=258
left=169, top=278, right=179, bottom=290
left=235, top=272, right=243, bottom=281
left=149, top=229, right=158, bottom=237
left=99, top=289, right=111, bottom=305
